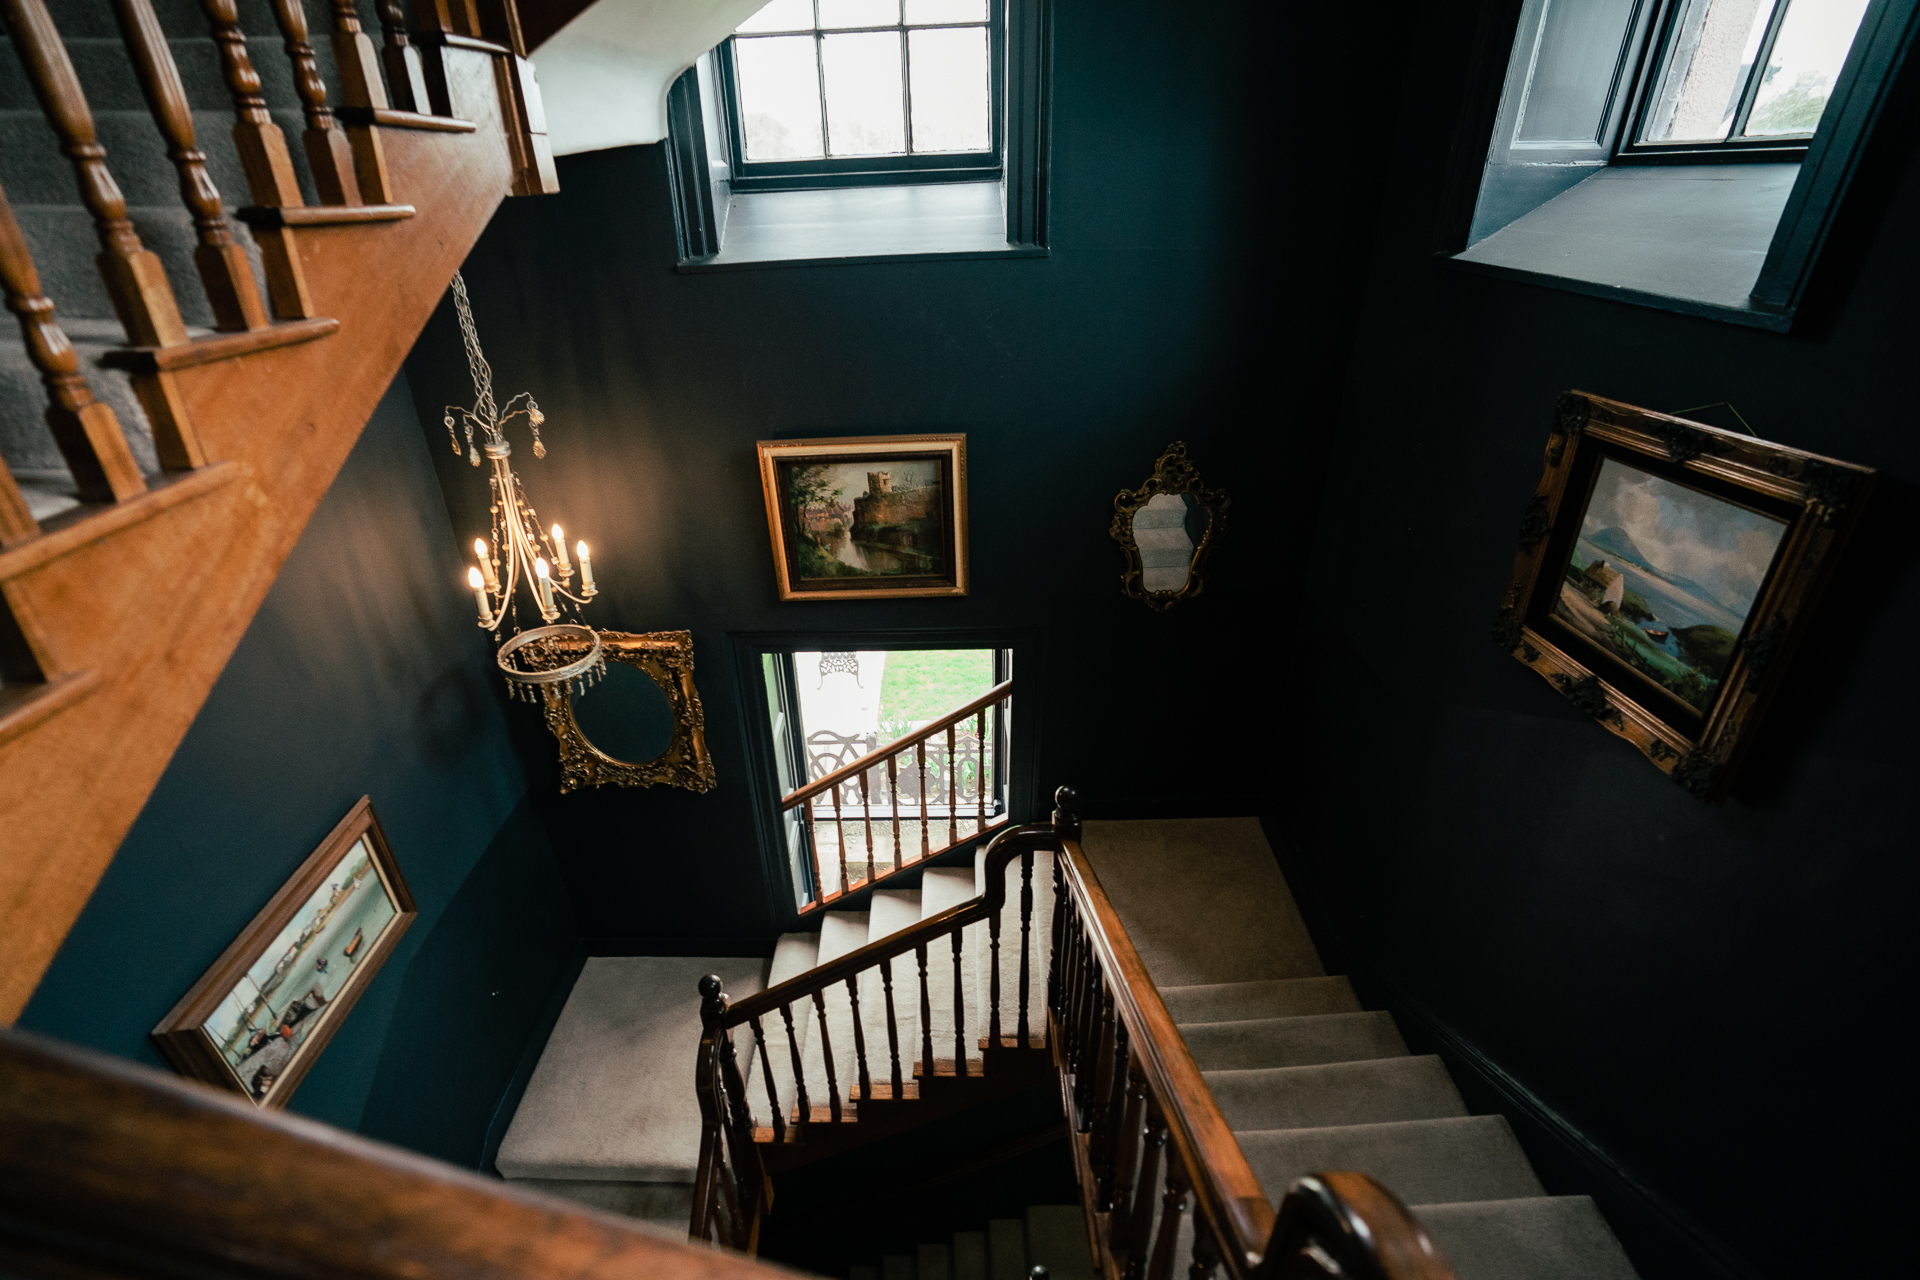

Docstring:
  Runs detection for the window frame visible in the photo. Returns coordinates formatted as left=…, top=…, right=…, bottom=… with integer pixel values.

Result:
left=1613, top=0, right=1834, bottom=164
left=717, top=2, right=1007, bottom=194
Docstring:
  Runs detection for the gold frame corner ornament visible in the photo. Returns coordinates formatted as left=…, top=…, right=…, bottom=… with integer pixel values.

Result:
left=1111, top=441, right=1230, bottom=611
left=537, top=629, right=717, bottom=795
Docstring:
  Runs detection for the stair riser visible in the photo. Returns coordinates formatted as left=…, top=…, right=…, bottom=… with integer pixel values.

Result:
left=0, top=320, right=158, bottom=477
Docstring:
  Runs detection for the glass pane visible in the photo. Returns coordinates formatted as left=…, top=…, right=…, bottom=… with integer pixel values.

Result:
left=1744, top=0, right=1871, bottom=136
left=823, top=31, right=906, bottom=154
left=905, top=0, right=988, bottom=21
left=819, top=0, right=898, bottom=27
left=1513, top=0, right=1642, bottom=145
left=1134, top=493, right=1205, bottom=594
left=908, top=26, right=990, bottom=152
left=736, top=35, right=825, bottom=160
left=1642, top=0, right=1778, bottom=142
left=736, top=0, right=814, bottom=33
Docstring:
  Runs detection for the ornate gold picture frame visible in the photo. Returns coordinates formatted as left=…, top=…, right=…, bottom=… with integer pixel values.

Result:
left=1495, top=391, right=1874, bottom=802
left=1111, top=442, right=1229, bottom=610
left=538, top=629, right=717, bottom=795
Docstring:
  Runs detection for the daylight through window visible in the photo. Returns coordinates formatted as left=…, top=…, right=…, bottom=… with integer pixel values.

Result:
left=732, top=0, right=994, bottom=162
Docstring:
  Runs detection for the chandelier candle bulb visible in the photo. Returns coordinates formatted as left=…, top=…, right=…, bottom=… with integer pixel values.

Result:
left=577, top=541, right=595, bottom=594
left=473, top=538, right=499, bottom=593
left=534, top=557, right=555, bottom=616
left=468, top=567, right=490, bottom=623
left=551, top=526, right=571, bottom=574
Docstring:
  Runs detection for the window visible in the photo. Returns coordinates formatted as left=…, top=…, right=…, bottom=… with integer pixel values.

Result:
left=719, top=0, right=1003, bottom=191
left=1450, top=0, right=1918, bottom=328
left=1622, top=0, right=1873, bottom=159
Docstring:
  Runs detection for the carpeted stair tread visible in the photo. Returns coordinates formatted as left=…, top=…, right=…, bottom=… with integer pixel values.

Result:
left=1240, top=1117, right=1544, bottom=1208
left=1178, top=1011, right=1408, bottom=1071
left=1079, top=818, right=1322, bottom=988
left=952, top=1230, right=988, bottom=1280
left=1024, top=1205, right=1095, bottom=1280
left=495, top=956, right=768, bottom=1181
left=880, top=1256, right=913, bottom=1280
left=986, top=1218, right=1025, bottom=1280
left=870, top=888, right=924, bottom=942
left=509, top=1178, right=693, bottom=1238
left=1207, top=1055, right=1466, bottom=1132
left=771, top=932, right=823, bottom=984
left=916, top=1242, right=951, bottom=1280
left=1160, top=976, right=1360, bottom=1024
left=803, top=913, right=873, bottom=1105
left=920, top=868, right=981, bottom=1061
left=975, top=846, right=1053, bottom=1041
left=851, top=1268, right=879, bottom=1280
left=1416, top=1197, right=1640, bottom=1280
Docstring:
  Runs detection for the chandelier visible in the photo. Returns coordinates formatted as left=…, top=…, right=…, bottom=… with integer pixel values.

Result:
left=443, top=272, right=604, bottom=702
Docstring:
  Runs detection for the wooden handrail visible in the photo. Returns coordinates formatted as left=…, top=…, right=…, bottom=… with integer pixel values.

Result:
left=721, top=819, right=1057, bottom=1028
left=0, top=1027, right=787, bottom=1280
left=1056, top=835, right=1275, bottom=1272
left=781, top=677, right=1013, bottom=809
left=1267, top=1173, right=1457, bottom=1280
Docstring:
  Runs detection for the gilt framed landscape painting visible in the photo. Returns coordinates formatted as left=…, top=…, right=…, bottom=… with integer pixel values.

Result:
left=151, top=797, right=415, bottom=1108
left=757, top=435, right=969, bottom=601
left=1494, top=392, right=1873, bottom=802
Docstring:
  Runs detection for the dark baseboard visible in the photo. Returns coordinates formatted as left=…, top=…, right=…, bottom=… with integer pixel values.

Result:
left=478, top=951, right=586, bottom=1177
left=581, top=935, right=780, bottom=957
left=1261, top=816, right=1764, bottom=1280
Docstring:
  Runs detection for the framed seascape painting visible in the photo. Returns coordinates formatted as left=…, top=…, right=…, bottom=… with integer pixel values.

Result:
left=757, top=435, right=969, bottom=601
left=1495, top=392, right=1873, bottom=802
left=152, top=797, right=415, bottom=1108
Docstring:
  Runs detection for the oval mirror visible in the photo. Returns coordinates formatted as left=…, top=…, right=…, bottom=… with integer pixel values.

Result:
left=1111, top=442, right=1229, bottom=610
left=570, top=660, right=675, bottom=764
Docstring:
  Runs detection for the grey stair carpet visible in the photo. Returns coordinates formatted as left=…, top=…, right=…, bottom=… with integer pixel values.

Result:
left=509, top=1178, right=695, bottom=1238
left=1082, top=819, right=1640, bottom=1280
left=495, top=955, right=769, bottom=1181
left=846, top=1205, right=1091, bottom=1280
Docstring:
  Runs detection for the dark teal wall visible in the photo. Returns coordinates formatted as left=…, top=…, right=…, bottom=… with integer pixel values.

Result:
left=399, top=0, right=1363, bottom=943
left=1290, top=4, right=1920, bottom=1278
left=20, top=375, right=578, bottom=1161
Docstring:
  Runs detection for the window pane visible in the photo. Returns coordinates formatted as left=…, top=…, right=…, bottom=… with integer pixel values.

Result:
left=736, top=0, right=814, bottom=33
left=822, top=31, right=906, bottom=154
left=1512, top=0, right=1642, bottom=145
left=819, top=0, right=899, bottom=28
left=1744, top=0, right=1871, bottom=136
left=736, top=35, right=825, bottom=160
left=905, top=0, right=988, bottom=21
left=908, top=26, right=989, bottom=152
left=1642, top=0, right=1778, bottom=142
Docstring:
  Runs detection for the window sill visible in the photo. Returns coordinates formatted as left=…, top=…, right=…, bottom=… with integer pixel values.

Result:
left=677, top=182, right=1046, bottom=273
left=1450, top=164, right=1801, bottom=330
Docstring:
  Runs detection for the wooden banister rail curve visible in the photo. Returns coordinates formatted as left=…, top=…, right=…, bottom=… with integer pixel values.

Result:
left=1267, top=1173, right=1457, bottom=1280
left=0, top=1028, right=790, bottom=1280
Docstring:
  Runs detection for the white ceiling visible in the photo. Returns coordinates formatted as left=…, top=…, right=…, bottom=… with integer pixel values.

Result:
left=530, top=0, right=768, bottom=155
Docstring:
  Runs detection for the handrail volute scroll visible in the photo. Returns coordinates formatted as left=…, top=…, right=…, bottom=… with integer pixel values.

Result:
left=1264, top=1173, right=1458, bottom=1280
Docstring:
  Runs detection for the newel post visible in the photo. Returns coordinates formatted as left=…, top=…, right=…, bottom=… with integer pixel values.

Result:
left=1053, top=785, right=1080, bottom=841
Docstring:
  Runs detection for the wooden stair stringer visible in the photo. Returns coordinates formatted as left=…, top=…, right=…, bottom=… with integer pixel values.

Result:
left=0, top=48, right=518, bottom=1024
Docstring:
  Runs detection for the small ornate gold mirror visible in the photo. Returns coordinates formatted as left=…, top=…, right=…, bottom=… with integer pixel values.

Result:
left=1111, top=442, right=1228, bottom=610
left=535, top=630, right=717, bottom=794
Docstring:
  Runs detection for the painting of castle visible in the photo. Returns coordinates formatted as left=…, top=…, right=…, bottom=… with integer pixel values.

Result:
left=780, top=458, right=948, bottom=583
left=1550, top=457, right=1787, bottom=714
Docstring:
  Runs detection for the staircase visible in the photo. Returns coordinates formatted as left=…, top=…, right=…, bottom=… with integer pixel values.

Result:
left=847, top=1205, right=1094, bottom=1280
left=0, top=0, right=555, bottom=1020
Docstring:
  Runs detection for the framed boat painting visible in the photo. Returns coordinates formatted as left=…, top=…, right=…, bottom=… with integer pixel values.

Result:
left=1494, top=392, right=1874, bottom=802
left=757, top=435, right=969, bottom=601
left=151, top=797, right=415, bottom=1108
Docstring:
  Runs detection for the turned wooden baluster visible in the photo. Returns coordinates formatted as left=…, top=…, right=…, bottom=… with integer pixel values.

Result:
left=886, top=755, right=902, bottom=862
left=801, top=806, right=824, bottom=907
left=1123, top=1101, right=1169, bottom=1280
left=1148, top=1150, right=1195, bottom=1280
left=1017, top=849, right=1034, bottom=1044
left=778, top=1003, right=809, bottom=1123
left=950, top=929, right=966, bottom=1078
left=916, top=740, right=930, bottom=861
left=809, top=989, right=840, bottom=1123
left=1047, top=854, right=1067, bottom=1032
left=859, top=764, right=874, bottom=881
left=1111, top=1056, right=1150, bottom=1227
left=880, top=956, right=903, bottom=1096
left=1093, top=1008, right=1129, bottom=1211
left=265, top=0, right=360, bottom=204
left=1187, top=1208, right=1221, bottom=1280
left=749, top=1015, right=784, bottom=1143
left=845, top=976, right=870, bottom=1103
left=988, top=890, right=1003, bottom=1048
left=830, top=787, right=849, bottom=896
left=3, top=0, right=187, bottom=352
left=375, top=0, right=431, bottom=112
left=197, top=0, right=315, bottom=319
left=109, top=0, right=267, bottom=335
left=916, top=943, right=934, bottom=1077
left=975, top=707, right=987, bottom=832
left=329, top=0, right=387, bottom=108
left=946, top=723, right=958, bottom=847
left=0, top=182, right=146, bottom=508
